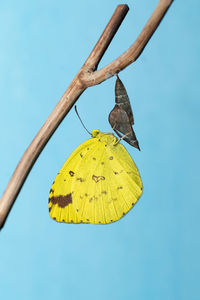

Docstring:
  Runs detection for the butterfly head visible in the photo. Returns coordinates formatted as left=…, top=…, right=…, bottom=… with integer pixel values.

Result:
left=91, top=129, right=100, bottom=138
left=91, top=129, right=119, bottom=146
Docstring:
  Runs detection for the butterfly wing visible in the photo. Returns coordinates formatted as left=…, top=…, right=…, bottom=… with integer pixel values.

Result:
left=49, top=131, right=142, bottom=225
left=72, top=136, right=142, bottom=224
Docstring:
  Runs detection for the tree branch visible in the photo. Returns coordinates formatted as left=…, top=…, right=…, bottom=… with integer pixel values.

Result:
left=83, top=0, right=174, bottom=85
left=0, top=0, right=173, bottom=229
left=84, top=4, right=129, bottom=71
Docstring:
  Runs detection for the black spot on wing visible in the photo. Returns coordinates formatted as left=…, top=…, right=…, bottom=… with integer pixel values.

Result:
left=76, top=177, right=84, bottom=182
left=117, top=186, right=123, bottom=190
left=101, top=190, right=107, bottom=195
left=50, top=193, right=72, bottom=208
left=92, top=175, right=105, bottom=183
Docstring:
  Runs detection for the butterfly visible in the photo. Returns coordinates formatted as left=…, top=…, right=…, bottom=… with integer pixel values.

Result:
left=109, top=75, right=140, bottom=150
left=49, top=129, right=143, bottom=224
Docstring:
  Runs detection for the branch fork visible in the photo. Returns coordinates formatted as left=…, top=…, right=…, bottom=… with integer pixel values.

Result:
left=0, top=0, right=173, bottom=229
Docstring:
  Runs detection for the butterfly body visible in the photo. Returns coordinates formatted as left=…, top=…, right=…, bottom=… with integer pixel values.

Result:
left=49, top=130, right=143, bottom=224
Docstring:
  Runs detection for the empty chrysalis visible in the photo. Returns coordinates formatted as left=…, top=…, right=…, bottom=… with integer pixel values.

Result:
left=109, top=75, right=140, bottom=150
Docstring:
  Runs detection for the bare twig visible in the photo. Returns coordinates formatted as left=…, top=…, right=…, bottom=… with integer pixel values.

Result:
left=0, top=0, right=173, bottom=229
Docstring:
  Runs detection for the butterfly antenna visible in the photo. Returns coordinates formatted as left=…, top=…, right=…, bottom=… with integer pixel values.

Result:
left=74, top=105, right=91, bottom=135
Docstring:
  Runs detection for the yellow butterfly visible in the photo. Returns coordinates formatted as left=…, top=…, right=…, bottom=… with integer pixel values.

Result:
left=48, top=129, right=143, bottom=224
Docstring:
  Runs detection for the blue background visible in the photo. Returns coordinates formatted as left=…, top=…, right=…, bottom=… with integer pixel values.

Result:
left=0, top=0, right=199, bottom=299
